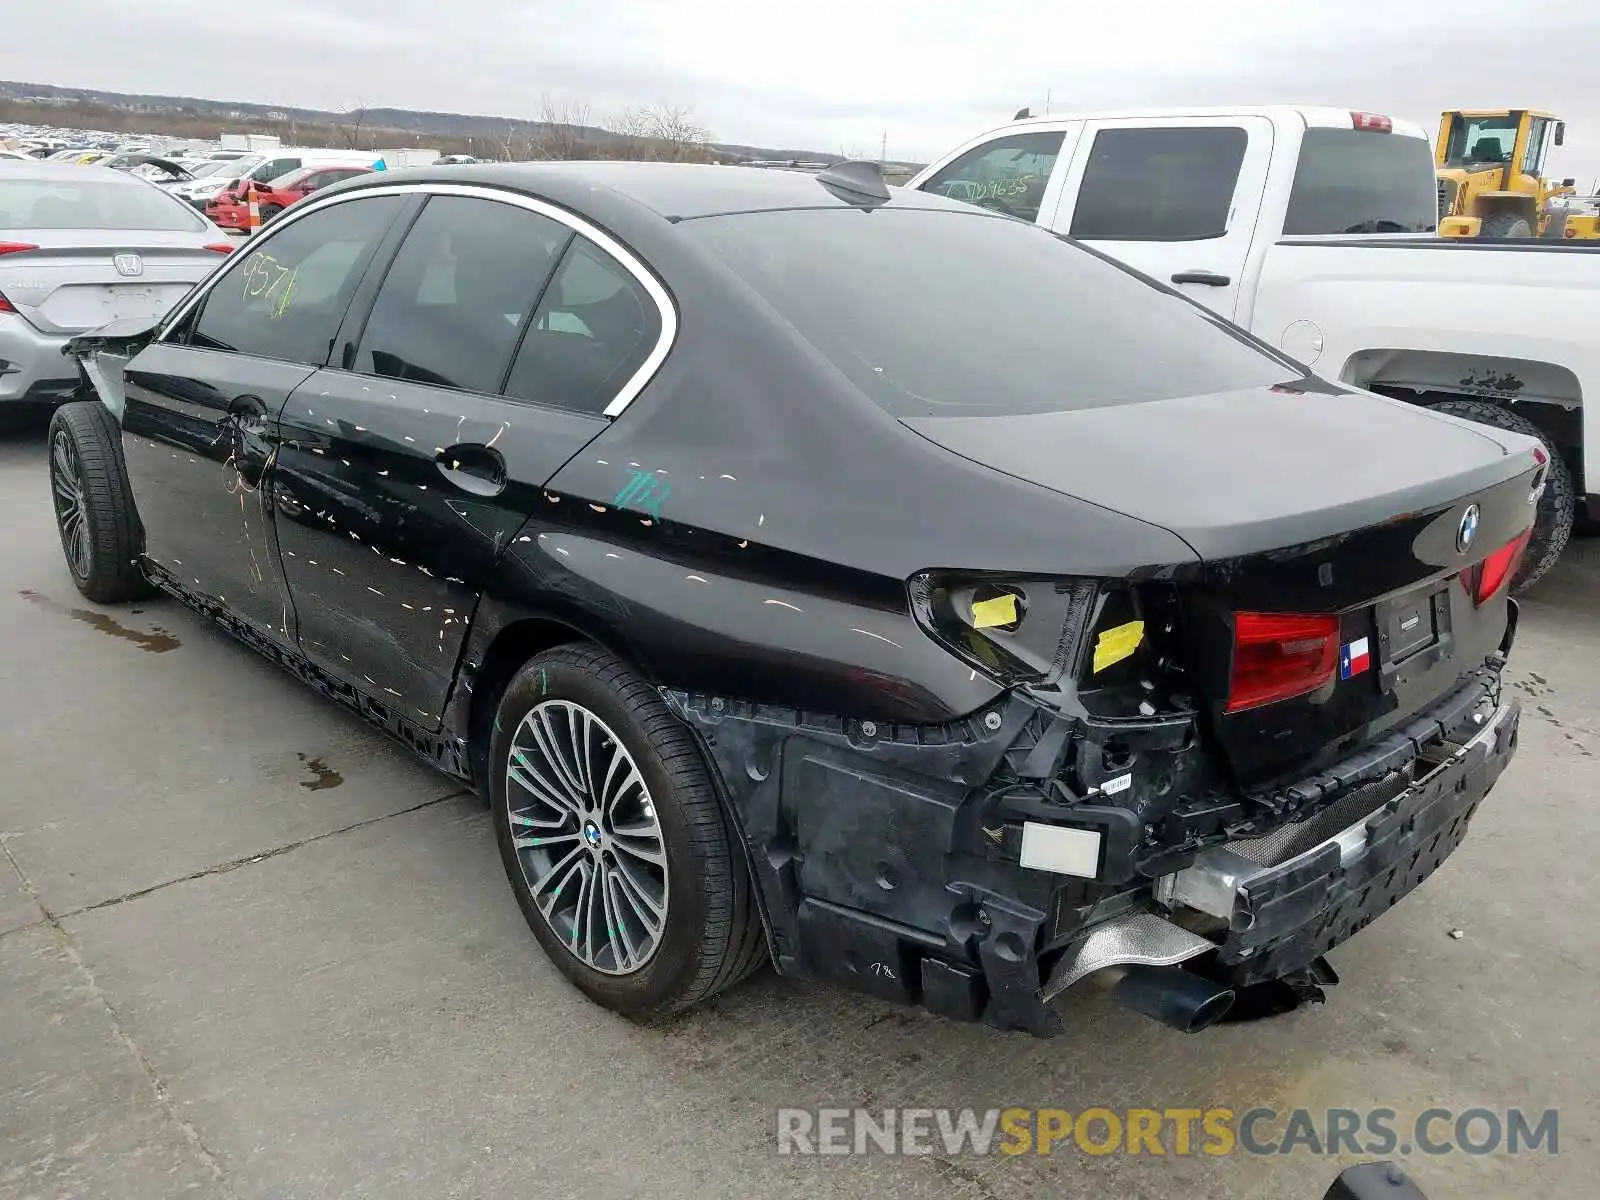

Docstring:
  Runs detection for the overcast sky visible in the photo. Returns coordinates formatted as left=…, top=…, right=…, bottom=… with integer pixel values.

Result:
left=7, top=0, right=1600, bottom=181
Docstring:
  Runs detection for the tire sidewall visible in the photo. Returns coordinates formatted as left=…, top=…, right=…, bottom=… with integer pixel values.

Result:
left=48, top=415, right=100, bottom=590
left=488, top=652, right=715, bottom=1014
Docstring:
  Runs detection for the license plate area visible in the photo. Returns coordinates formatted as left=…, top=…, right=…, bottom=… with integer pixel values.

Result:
left=1375, top=584, right=1453, bottom=690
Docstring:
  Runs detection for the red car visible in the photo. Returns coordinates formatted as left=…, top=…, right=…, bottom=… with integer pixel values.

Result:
left=205, top=164, right=374, bottom=230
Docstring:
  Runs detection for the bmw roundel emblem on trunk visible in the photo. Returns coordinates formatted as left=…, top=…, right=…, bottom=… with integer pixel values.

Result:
left=1457, top=503, right=1481, bottom=554
left=113, top=253, right=143, bottom=278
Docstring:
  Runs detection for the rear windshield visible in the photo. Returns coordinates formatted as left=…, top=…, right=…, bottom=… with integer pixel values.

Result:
left=1283, top=129, right=1438, bottom=235
left=0, top=177, right=206, bottom=231
left=683, top=207, right=1294, bottom=417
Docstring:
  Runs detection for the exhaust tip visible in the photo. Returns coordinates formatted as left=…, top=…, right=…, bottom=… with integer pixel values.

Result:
left=1109, top=965, right=1236, bottom=1033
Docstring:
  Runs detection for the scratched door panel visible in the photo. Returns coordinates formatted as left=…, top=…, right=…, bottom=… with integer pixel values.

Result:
left=271, top=370, right=606, bottom=727
left=120, top=341, right=314, bottom=643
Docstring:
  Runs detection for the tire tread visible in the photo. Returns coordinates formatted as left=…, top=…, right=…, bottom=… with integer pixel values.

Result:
left=48, top=401, right=153, bottom=603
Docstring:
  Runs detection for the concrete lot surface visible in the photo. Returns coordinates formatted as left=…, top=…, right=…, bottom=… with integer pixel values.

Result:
left=1, top=419, right=1595, bottom=1200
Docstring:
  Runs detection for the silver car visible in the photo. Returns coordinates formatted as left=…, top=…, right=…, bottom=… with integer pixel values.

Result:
left=0, top=162, right=234, bottom=412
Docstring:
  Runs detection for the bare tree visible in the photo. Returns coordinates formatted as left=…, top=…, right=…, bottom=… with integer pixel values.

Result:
left=334, top=100, right=368, bottom=150
left=603, top=103, right=713, bottom=163
left=494, top=95, right=596, bottom=161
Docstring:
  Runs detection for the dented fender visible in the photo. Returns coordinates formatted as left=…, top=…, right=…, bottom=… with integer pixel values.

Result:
left=62, top=317, right=162, bottom=421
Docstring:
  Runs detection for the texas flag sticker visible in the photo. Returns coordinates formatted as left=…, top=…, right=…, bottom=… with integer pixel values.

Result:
left=1340, top=636, right=1371, bottom=680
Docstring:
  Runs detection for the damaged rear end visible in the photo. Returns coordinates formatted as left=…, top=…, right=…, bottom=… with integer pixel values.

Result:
left=667, top=402, right=1538, bottom=1037
left=668, top=201, right=1537, bottom=1036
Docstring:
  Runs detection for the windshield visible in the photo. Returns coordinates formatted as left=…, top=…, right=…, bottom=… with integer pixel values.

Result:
left=0, top=177, right=207, bottom=231
left=186, top=161, right=232, bottom=179
left=1443, top=114, right=1519, bottom=166
left=1283, top=130, right=1439, bottom=235
left=684, top=207, right=1295, bottom=418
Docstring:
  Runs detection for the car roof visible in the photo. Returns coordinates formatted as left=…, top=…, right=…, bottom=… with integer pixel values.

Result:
left=333, top=160, right=974, bottom=221
left=0, top=160, right=156, bottom=185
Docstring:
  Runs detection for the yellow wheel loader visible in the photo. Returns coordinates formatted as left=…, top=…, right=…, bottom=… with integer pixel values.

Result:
left=1434, top=109, right=1582, bottom=238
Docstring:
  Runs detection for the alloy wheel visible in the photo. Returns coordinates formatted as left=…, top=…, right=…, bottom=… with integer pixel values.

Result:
left=50, top=430, right=91, bottom=581
left=505, top=699, right=670, bottom=975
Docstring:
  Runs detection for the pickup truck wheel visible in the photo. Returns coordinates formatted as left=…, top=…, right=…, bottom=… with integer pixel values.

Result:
left=1479, top=213, right=1533, bottom=238
left=46, top=401, right=155, bottom=604
left=1428, top=398, right=1573, bottom=593
left=488, top=644, right=768, bottom=1018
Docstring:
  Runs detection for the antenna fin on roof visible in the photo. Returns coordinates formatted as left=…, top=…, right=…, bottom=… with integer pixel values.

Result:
left=815, top=160, right=891, bottom=208
left=1014, top=106, right=1031, bottom=120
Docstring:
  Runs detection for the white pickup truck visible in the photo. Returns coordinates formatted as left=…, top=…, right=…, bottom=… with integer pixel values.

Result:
left=906, top=106, right=1600, bottom=589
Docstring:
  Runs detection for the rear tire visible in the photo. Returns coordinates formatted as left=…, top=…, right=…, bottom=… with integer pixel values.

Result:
left=1480, top=212, right=1533, bottom=238
left=489, top=644, right=768, bottom=1018
left=1427, top=397, right=1573, bottom=593
left=46, top=401, right=155, bottom=603
left=259, top=204, right=283, bottom=223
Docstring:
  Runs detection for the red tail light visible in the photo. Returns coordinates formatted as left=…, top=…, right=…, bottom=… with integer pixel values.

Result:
left=1465, top=530, right=1531, bottom=605
left=1228, top=612, right=1340, bottom=713
left=1350, top=112, right=1394, bottom=133
left=203, top=242, right=235, bottom=254
left=0, top=241, right=38, bottom=257
left=0, top=292, right=14, bottom=314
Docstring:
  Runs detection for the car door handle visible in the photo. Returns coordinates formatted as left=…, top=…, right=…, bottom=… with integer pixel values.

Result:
left=436, top=443, right=507, bottom=498
left=1170, top=270, right=1231, bottom=287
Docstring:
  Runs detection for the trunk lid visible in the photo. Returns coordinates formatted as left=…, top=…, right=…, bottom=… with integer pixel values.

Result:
left=0, top=232, right=225, bottom=335
left=904, top=381, right=1541, bottom=785
left=900, top=380, right=1530, bottom=561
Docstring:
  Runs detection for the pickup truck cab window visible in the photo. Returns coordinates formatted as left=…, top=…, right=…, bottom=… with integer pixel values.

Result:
left=1069, top=126, right=1247, bottom=241
left=352, top=195, right=572, bottom=395
left=1282, top=129, right=1438, bottom=235
left=1052, top=116, right=1275, bottom=320
left=918, top=130, right=1067, bottom=223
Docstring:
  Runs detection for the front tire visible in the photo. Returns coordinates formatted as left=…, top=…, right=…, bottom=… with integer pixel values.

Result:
left=1480, top=212, right=1533, bottom=238
left=489, top=644, right=768, bottom=1018
left=1428, top=397, right=1573, bottom=592
left=259, top=204, right=283, bottom=224
left=46, top=401, right=155, bottom=603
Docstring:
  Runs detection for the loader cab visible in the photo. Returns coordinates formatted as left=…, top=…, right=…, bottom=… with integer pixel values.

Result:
left=1435, top=109, right=1567, bottom=238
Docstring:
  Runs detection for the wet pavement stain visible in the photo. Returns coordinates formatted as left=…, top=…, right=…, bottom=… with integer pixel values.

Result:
left=16, top=590, right=181, bottom=653
left=296, top=752, right=344, bottom=791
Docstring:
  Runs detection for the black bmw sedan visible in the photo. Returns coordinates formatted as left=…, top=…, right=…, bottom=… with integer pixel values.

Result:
left=52, top=161, right=1538, bottom=1036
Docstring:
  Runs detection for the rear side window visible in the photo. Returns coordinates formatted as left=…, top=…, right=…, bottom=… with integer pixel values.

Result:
left=502, top=237, right=662, bottom=414
left=1283, top=130, right=1438, bottom=234
left=0, top=177, right=205, bottom=231
left=352, top=196, right=572, bottom=395
left=687, top=207, right=1292, bottom=418
left=187, top=195, right=405, bottom=364
left=918, top=131, right=1066, bottom=223
left=1070, top=126, right=1247, bottom=241
left=251, top=158, right=300, bottom=182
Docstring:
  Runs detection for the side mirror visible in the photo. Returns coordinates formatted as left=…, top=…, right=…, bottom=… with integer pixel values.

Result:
left=1563, top=177, right=1577, bottom=188
left=1555, top=122, right=1566, bottom=146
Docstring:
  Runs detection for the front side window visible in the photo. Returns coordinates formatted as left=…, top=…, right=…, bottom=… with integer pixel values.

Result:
left=1521, top=118, right=1551, bottom=176
left=186, top=195, right=406, bottom=364
left=352, top=196, right=571, bottom=394
left=1070, top=126, right=1248, bottom=241
left=502, top=237, right=662, bottom=415
left=918, top=131, right=1065, bottom=223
